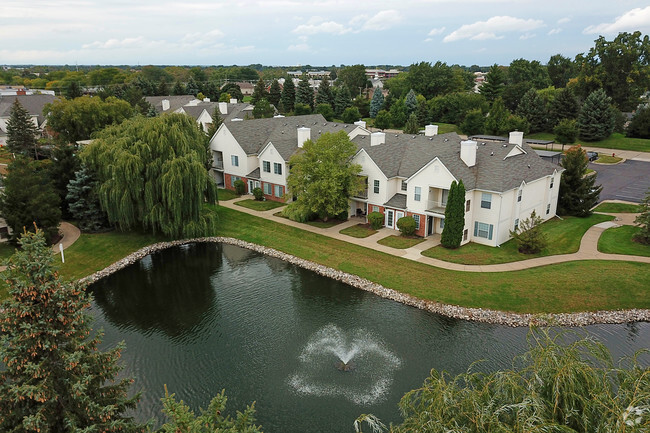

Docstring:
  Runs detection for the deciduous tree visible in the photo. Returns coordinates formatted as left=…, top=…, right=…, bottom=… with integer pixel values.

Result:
left=627, top=105, right=650, bottom=139
left=402, top=113, right=419, bottom=134
left=553, top=119, right=578, bottom=149
left=374, top=110, right=391, bottom=130
left=82, top=113, right=218, bottom=238
left=633, top=188, right=650, bottom=244
left=341, top=106, right=361, bottom=124
left=0, top=229, right=147, bottom=432
left=336, top=65, right=369, bottom=96
left=558, top=145, right=602, bottom=216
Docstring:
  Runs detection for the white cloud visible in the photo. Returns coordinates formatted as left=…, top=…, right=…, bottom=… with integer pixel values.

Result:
left=548, top=28, right=562, bottom=35
left=361, top=9, right=403, bottom=31
left=82, top=37, right=156, bottom=50
left=292, top=20, right=350, bottom=35
left=583, top=6, right=650, bottom=34
left=443, top=16, right=545, bottom=42
left=424, top=37, right=433, bottom=42
left=180, top=29, right=225, bottom=47
left=288, top=43, right=310, bottom=51
left=428, top=27, right=446, bottom=36
left=519, top=33, right=536, bottom=40
left=557, top=17, right=571, bottom=25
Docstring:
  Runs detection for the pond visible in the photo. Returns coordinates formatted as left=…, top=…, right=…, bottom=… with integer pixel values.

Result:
left=89, top=243, right=650, bottom=432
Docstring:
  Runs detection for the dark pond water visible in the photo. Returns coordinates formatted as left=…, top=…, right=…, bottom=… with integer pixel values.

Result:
left=89, top=243, right=650, bottom=433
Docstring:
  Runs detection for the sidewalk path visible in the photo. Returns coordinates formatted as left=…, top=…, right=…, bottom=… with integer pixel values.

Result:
left=222, top=198, right=650, bottom=273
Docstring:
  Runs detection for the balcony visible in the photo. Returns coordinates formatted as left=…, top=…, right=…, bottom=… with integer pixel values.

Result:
left=212, top=160, right=224, bottom=170
left=426, top=200, right=447, bottom=214
left=353, top=188, right=368, bottom=199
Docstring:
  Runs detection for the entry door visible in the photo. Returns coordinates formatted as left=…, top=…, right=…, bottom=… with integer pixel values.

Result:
left=386, top=210, right=394, bottom=228
left=395, top=211, right=405, bottom=227
left=427, top=216, right=434, bottom=235
left=247, top=180, right=260, bottom=194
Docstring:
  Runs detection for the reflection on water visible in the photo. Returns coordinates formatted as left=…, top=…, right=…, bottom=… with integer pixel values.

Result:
left=89, top=243, right=650, bottom=433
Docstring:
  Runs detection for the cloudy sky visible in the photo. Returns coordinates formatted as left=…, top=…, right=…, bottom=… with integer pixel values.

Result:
left=2, top=0, right=650, bottom=66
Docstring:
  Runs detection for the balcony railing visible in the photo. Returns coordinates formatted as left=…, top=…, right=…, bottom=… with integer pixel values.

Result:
left=427, top=200, right=447, bottom=213
left=353, top=189, right=369, bottom=199
left=212, top=160, right=224, bottom=170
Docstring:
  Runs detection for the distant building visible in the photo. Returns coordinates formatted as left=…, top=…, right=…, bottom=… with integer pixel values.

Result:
left=0, top=94, right=56, bottom=145
left=365, top=69, right=401, bottom=80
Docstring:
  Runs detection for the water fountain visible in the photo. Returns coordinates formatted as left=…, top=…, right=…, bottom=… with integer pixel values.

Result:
left=288, top=324, right=401, bottom=404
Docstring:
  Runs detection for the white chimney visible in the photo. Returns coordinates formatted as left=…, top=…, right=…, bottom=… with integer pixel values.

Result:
left=229, top=98, right=237, bottom=104
left=509, top=131, right=524, bottom=146
left=370, top=132, right=385, bottom=146
left=161, top=99, right=170, bottom=111
left=204, top=97, right=210, bottom=102
left=219, top=102, right=228, bottom=114
left=460, top=140, right=478, bottom=167
left=297, top=127, right=311, bottom=148
left=354, top=120, right=367, bottom=129
left=425, top=125, right=438, bottom=137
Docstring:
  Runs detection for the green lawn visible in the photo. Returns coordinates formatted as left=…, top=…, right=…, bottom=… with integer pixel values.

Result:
left=235, top=199, right=285, bottom=211
left=339, top=224, right=377, bottom=238
left=433, top=122, right=461, bottom=134
left=422, top=214, right=614, bottom=265
left=594, top=202, right=640, bottom=213
left=217, top=188, right=239, bottom=201
left=598, top=226, right=650, bottom=257
left=0, top=242, right=16, bottom=261
left=306, top=219, right=345, bottom=229
left=378, top=235, right=425, bottom=249
left=528, top=132, right=650, bottom=153
left=15, top=206, right=647, bottom=314
left=595, top=155, right=623, bottom=164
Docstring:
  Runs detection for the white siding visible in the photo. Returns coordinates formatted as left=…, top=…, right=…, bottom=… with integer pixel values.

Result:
left=210, top=125, right=249, bottom=178
left=258, top=142, right=287, bottom=186
left=352, top=149, right=388, bottom=205
left=406, top=158, right=456, bottom=213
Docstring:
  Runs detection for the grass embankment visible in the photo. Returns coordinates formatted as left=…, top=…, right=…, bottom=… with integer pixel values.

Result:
left=378, top=235, right=425, bottom=249
left=339, top=224, right=377, bottom=238
left=53, top=206, right=649, bottom=314
left=422, top=214, right=614, bottom=265
left=527, top=132, right=650, bottom=153
left=593, top=203, right=640, bottom=213
left=235, top=199, right=285, bottom=211
left=598, top=226, right=650, bottom=257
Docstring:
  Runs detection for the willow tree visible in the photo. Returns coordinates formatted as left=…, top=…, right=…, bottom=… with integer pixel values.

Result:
left=82, top=113, right=218, bottom=238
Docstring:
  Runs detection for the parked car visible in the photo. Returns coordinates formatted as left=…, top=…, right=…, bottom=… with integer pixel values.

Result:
left=587, top=151, right=599, bottom=161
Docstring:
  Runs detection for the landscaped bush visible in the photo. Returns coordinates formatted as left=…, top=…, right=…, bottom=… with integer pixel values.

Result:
left=337, top=209, right=348, bottom=221
left=282, top=202, right=316, bottom=223
left=397, top=216, right=416, bottom=236
left=368, top=211, right=384, bottom=230
left=252, top=187, right=264, bottom=201
left=234, top=179, right=246, bottom=196
left=510, top=210, right=548, bottom=253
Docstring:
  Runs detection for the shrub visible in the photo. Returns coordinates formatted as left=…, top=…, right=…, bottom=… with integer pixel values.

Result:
left=337, top=209, right=348, bottom=221
left=509, top=210, right=548, bottom=254
left=282, top=202, right=316, bottom=223
left=368, top=211, right=384, bottom=230
left=252, top=187, right=264, bottom=201
left=315, top=103, right=334, bottom=121
left=341, top=106, right=361, bottom=124
left=294, top=103, right=311, bottom=115
left=397, top=216, right=416, bottom=236
left=233, top=179, right=246, bottom=196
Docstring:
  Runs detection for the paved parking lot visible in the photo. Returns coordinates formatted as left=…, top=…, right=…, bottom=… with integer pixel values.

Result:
left=591, top=160, right=650, bottom=202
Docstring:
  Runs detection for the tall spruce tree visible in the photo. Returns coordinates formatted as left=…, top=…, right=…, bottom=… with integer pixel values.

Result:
left=334, top=85, right=352, bottom=117
left=369, top=89, right=385, bottom=118
left=577, top=89, right=615, bottom=141
left=280, top=78, right=296, bottom=113
left=516, top=88, right=547, bottom=133
left=66, top=165, right=109, bottom=232
left=6, top=99, right=39, bottom=158
left=315, top=75, right=334, bottom=108
left=551, top=87, right=580, bottom=123
left=295, top=74, right=314, bottom=109
left=268, top=79, right=282, bottom=107
left=251, top=77, right=268, bottom=105
left=172, top=80, right=186, bottom=95
left=403, top=113, right=419, bottom=134
left=633, top=188, right=650, bottom=244
left=405, top=89, right=418, bottom=115
left=0, top=229, right=147, bottom=432
left=480, top=64, right=506, bottom=102
left=484, top=98, right=510, bottom=135
left=440, top=179, right=465, bottom=249
left=558, top=145, right=602, bottom=216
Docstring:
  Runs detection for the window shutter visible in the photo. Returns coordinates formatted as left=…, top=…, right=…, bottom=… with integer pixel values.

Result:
left=474, top=221, right=478, bottom=237
left=488, top=224, right=494, bottom=240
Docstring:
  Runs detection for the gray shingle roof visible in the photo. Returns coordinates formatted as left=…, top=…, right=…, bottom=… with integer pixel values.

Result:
left=384, top=193, right=407, bottom=209
left=353, top=133, right=561, bottom=193
left=0, top=94, right=56, bottom=126
left=246, top=167, right=261, bottom=179
left=144, top=95, right=196, bottom=113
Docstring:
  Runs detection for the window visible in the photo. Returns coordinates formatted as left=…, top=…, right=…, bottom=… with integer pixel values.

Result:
left=413, top=214, right=420, bottom=230
left=372, top=205, right=379, bottom=213
left=463, top=229, right=468, bottom=241
left=546, top=203, right=551, bottom=215
left=273, top=162, right=282, bottom=175
left=401, top=180, right=407, bottom=191
left=514, top=218, right=519, bottom=231
left=263, top=161, right=271, bottom=173
left=264, top=183, right=272, bottom=195
left=387, top=210, right=394, bottom=227
left=442, top=189, right=449, bottom=206
left=481, top=193, right=492, bottom=209
left=440, top=218, right=445, bottom=229
left=517, top=190, right=522, bottom=202
left=373, top=180, right=380, bottom=194
left=474, top=221, right=494, bottom=240
left=466, top=199, right=471, bottom=212
left=231, top=155, right=239, bottom=167
left=414, top=186, right=421, bottom=202
left=550, top=178, right=554, bottom=189
left=230, top=176, right=240, bottom=187
left=274, top=185, right=283, bottom=197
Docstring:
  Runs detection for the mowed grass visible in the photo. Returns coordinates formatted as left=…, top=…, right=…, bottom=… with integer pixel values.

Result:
left=378, top=235, right=425, bottom=249
left=594, top=202, right=640, bottom=213
left=598, top=226, right=650, bottom=257
left=340, top=224, right=377, bottom=238
left=217, top=188, right=239, bottom=201
left=422, top=214, right=614, bottom=265
left=528, top=132, right=650, bottom=153
left=595, top=155, right=623, bottom=164
left=235, top=199, right=285, bottom=211
left=21, top=206, right=648, bottom=314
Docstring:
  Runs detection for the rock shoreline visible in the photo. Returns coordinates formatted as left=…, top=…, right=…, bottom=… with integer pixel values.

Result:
left=80, top=237, right=650, bottom=328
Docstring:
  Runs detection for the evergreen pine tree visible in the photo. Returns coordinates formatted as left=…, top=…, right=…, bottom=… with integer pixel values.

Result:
left=405, top=89, right=418, bottom=115
left=202, top=81, right=220, bottom=101
left=509, top=210, right=547, bottom=253
left=577, top=89, right=615, bottom=141
left=403, top=113, right=420, bottom=134
left=551, top=87, right=580, bottom=123
left=315, top=75, right=334, bottom=108
left=416, top=98, right=429, bottom=126
left=172, top=80, right=186, bottom=95
left=516, top=88, right=547, bottom=133
left=558, top=145, right=602, bottom=216
left=66, top=165, right=109, bottom=232
left=484, top=98, right=510, bottom=135
left=0, top=229, right=146, bottom=432
left=65, top=81, right=83, bottom=99
left=157, top=79, right=169, bottom=96
left=280, top=78, right=295, bottom=113
left=440, top=180, right=465, bottom=249
left=369, top=88, right=384, bottom=118
left=6, top=99, right=39, bottom=158
left=268, top=79, right=282, bottom=107
left=207, top=106, right=223, bottom=138
left=480, top=64, right=506, bottom=102
left=47, top=143, right=80, bottom=220
left=253, top=98, right=274, bottom=118
left=374, top=110, right=391, bottom=130
left=251, top=77, right=268, bottom=105
left=296, top=74, right=314, bottom=109
left=633, top=188, right=650, bottom=244
left=334, top=85, right=352, bottom=117
left=186, top=78, right=199, bottom=96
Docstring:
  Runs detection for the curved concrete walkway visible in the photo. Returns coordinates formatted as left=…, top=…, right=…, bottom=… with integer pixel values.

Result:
left=221, top=197, right=650, bottom=272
